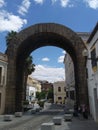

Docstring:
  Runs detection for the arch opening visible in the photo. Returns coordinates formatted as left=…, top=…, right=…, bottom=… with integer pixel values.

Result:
left=5, top=23, right=88, bottom=113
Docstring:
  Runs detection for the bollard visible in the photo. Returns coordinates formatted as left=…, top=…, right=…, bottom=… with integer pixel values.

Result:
left=53, top=116, right=62, bottom=125
left=41, top=122, right=55, bottom=130
left=4, top=115, right=13, bottom=121
left=15, top=112, right=22, bottom=117
left=64, top=113, right=73, bottom=121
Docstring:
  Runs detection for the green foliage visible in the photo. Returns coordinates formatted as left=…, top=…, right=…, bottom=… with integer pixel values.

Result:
left=47, top=88, right=54, bottom=102
left=38, top=101, right=45, bottom=108
left=23, top=100, right=29, bottom=105
left=36, top=88, right=54, bottom=102
left=36, top=91, right=46, bottom=100
left=6, top=30, right=17, bottom=46
left=25, top=55, right=35, bottom=75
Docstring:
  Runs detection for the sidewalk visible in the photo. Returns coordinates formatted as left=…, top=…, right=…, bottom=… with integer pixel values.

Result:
left=55, top=117, right=98, bottom=130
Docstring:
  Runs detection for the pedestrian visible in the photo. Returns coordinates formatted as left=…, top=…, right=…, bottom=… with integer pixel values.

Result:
left=78, top=106, right=81, bottom=113
left=82, top=104, right=88, bottom=119
left=78, top=106, right=82, bottom=114
left=64, top=105, right=66, bottom=113
left=73, top=103, right=78, bottom=117
left=84, top=106, right=88, bottom=119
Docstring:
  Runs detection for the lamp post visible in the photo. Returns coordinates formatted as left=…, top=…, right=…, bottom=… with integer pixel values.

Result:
left=82, top=49, right=98, bottom=62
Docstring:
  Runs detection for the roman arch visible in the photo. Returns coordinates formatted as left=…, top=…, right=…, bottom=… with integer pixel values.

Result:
left=5, top=23, right=88, bottom=113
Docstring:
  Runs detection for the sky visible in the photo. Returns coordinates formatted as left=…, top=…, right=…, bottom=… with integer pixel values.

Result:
left=0, top=0, right=98, bottom=83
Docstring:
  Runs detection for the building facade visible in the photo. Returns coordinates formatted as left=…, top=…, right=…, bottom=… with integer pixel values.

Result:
left=40, top=81, right=53, bottom=100
left=86, top=22, right=98, bottom=122
left=0, top=53, right=8, bottom=114
left=53, top=81, right=66, bottom=104
left=64, top=54, right=75, bottom=103
left=64, top=32, right=90, bottom=105
left=40, top=81, right=53, bottom=92
left=26, top=76, right=41, bottom=102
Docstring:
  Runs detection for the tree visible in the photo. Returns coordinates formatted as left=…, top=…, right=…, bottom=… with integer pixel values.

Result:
left=5, top=30, right=17, bottom=46
left=25, top=56, right=35, bottom=75
left=47, top=88, right=54, bottom=102
left=23, top=55, right=35, bottom=100
left=36, top=91, right=46, bottom=100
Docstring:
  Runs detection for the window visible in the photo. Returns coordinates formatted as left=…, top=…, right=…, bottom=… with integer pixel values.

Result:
left=66, top=92, right=68, bottom=97
left=0, top=67, right=2, bottom=84
left=58, top=97, right=62, bottom=100
left=86, top=68, right=88, bottom=79
left=0, top=93, right=1, bottom=108
left=64, top=87, right=66, bottom=91
left=58, top=87, right=61, bottom=92
left=70, top=91, right=75, bottom=100
left=91, top=48, right=97, bottom=72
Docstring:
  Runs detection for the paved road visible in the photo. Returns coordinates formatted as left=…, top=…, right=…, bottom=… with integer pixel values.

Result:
left=0, top=104, right=64, bottom=130
left=4, top=114, right=55, bottom=130
left=0, top=104, right=98, bottom=130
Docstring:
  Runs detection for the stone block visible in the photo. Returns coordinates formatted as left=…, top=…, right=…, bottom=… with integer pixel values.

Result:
left=64, top=114, right=73, bottom=121
left=15, top=112, right=22, bottom=117
left=31, top=109, right=36, bottom=114
left=53, top=116, right=62, bottom=125
left=4, top=115, right=13, bottom=121
left=69, top=109, right=74, bottom=114
left=41, top=123, right=55, bottom=130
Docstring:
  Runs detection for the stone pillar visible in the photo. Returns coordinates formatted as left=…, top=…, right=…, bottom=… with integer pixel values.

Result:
left=75, top=44, right=89, bottom=107
left=5, top=56, right=16, bottom=113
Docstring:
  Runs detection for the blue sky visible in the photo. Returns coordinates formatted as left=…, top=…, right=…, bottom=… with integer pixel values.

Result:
left=0, top=0, right=98, bottom=82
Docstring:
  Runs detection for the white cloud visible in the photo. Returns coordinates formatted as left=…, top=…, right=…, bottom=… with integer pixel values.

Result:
left=84, top=0, right=98, bottom=9
left=0, top=0, right=5, bottom=8
left=62, top=50, right=66, bottom=54
left=51, top=0, right=58, bottom=4
left=58, top=55, right=64, bottom=63
left=42, top=57, right=50, bottom=61
left=0, top=10, right=27, bottom=32
left=33, top=0, right=70, bottom=7
left=32, top=0, right=98, bottom=9
left=31, top=65, right=65, bottom=83
left=60, top=0, right=70, bottom=7
left=18, top=0, right=31, bottom=15
left=51, top=0, right=72, bottom=7
left=34, top=0, right=44, bottom=5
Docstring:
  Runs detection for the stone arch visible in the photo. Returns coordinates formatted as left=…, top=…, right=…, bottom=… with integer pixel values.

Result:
left=5, top=23, right=88, bottom=113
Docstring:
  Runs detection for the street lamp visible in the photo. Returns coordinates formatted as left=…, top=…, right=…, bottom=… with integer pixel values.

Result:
left=82, top=49, right=98, bottom=62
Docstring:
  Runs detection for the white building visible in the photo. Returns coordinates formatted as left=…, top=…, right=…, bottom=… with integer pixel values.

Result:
left=86, top=22, right=98, bottom=122
left=26, top=76, right=41, bottom=102
left=26, top=84, right=37, bottom=102
left=0, top=53, right=8, bottom=114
